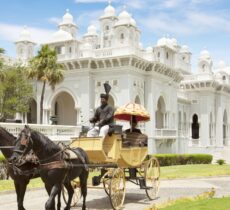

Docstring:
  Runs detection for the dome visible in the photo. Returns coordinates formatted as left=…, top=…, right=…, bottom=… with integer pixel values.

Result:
left=180, top=45, right=190, bottom=53
left=104, top=4, right=115, bottom=17
left=85, top=25, right=98, bottom=36
left=17, top=26, right=33, bottom=42
left=130, top=17, right=137, bottom=27
left=114, top=10, right=132, bottom=27
left=171, top=38, right=178, bottom=46
left=146, top=46, right=153, bottom=53
left=218, top=60, right=226, bottom=69
left=50, top=29, right=73, bottom=43
left=60, top=9, right=75, bottom=25
left=157, top=37, right=167, bottom=46
left=200, top=50, right=211, bottom=59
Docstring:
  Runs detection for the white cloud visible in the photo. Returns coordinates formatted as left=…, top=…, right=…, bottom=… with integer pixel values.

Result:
left=48, top=17, right=62, bottom=25
left=0, top=23, right=55, bottom=44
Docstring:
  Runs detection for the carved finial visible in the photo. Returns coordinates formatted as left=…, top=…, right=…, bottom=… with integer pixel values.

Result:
left=108, top=0, right=111, bottom=5
left=123, top=4, right=127, bottom=10
left=66, top=9, right=69, bottom=13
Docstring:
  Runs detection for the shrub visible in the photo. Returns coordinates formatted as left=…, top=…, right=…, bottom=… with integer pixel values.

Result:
left=151, top=154, right=213, bottom=166
left=0, top=154, right=6, bottom=163
left=216, top=159, right=225, bottom=165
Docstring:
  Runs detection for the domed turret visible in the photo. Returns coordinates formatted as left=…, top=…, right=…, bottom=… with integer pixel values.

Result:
left=15, top=26, right=36, bottom=61
left=85, top=25, right=98, bottom=36
left=58, top=9, right=77, bottom=38
left=100, top=1, right=116, bottom=18
left=200, top=50, right=211, bottom=59
left=114, top=9, right=132, bottom=26
left=50, top=29, right=73, bottom=43
left=180, top=45, right=190, bottom=53
left=17, top=26, right=33, bottom=42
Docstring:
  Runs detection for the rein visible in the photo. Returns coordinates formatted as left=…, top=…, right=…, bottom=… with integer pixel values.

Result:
left=0, top=146, right=15, bottom=149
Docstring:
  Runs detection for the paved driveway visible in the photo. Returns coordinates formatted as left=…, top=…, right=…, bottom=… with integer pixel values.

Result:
left=1, top=176, right=230, bottom=210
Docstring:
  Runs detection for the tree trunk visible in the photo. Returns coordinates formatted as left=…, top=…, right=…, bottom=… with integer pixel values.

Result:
left=40, top=81, right=46, bottom=123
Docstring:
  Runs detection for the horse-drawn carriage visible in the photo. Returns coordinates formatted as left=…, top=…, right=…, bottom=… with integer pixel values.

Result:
left=62, top=102, right=160, bottom=210
left=9, top=102, right=160, bottom=210
left=65, top=132, right=160, bottom=210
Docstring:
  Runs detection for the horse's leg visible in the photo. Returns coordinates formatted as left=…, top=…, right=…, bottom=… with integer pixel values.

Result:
left=14, top=180, right=28, bottom=210
left=45, top=184, right=55, bottom=210
left=57, top=190, right=61, bottom=210
left=63, top=181, right=74, bottom=210
left=79, top=170, right=89, bottom=210
left=45, top=183, right=62, bottom=210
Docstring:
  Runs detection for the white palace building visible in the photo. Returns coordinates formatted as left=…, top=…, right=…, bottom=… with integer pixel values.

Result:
left=2, top=3, right=230, bottom=162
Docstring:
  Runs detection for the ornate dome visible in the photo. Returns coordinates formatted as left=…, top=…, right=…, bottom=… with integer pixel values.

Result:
left=171, top=38, right=178, bottom=46
left=60, top=9, right=75, bottom=25
left=100, top=1, right=116, bottom=18
left=85, top=25, right=98, bottom=36
left=200, top=50, right=211, bottom=59
left=180, top=45, right=190, bottom=53
left=114, top=9, right=132, bottom=26
left=50, top=29, right=73, bottom=43
left=17, top=26, right=33, bottom=42
left=157, top=37, right=167, bottom=46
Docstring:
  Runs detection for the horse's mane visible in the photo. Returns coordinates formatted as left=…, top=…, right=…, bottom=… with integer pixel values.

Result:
left=30, top=129, right=60, bottom=153
left=0, top=126, right=16, bottom=143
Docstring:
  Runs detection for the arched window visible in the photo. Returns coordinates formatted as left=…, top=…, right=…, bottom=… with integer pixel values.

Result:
left=192, top=114, right=199, bottom=139
left=166, top=52, right=169, bottom=59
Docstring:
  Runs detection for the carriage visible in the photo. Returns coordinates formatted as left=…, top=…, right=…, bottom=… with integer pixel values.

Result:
left=62, top=103, right=160, bottom=210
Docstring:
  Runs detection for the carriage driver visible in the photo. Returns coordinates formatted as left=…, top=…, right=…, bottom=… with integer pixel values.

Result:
left=87, top=84, right=114, bottom=137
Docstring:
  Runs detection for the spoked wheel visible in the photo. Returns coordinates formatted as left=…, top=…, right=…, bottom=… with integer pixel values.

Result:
left=109, top=168, right=126, bottom=210
left=102, top=170, right=111, bottom=196
left=62, top=180, right=81, bottom=207
left=144, top=157, right=160, bottom=200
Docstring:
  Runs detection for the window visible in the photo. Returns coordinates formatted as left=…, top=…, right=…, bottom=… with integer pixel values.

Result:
left=69, top=47, right=72, bottom=53
left=157, top=52, right=160, bottom=58
left=223, top=75, right=226, bottom=81
left=192, top=114, right=199, bottom=139
left=166, top=52, right=169, bottom=59
left=120, top=33, right=124, bottom=39
left=55, top=46, right=62, bottom=54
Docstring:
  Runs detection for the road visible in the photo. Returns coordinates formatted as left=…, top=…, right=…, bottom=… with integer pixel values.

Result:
left=0, top=176, right=230, bottom=210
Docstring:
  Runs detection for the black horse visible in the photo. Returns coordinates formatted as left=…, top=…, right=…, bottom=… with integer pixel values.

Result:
left=11, top=125, right=89, bottom=210
left=0, top=126, right=39, bottom=210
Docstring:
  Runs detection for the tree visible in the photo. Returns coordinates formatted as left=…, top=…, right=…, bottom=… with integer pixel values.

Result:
left=0, top=48, right=5, bottom=81
left=27, top=44, right=65, bottom=123
left=0, top=66, right=33, bottom=121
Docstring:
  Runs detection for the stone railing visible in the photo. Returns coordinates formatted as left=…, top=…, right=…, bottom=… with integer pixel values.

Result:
left=0, top=123, right=81, bottom=142
left=154, top=129, right=177, bottom=139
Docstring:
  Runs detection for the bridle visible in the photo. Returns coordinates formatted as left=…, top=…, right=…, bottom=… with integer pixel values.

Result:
left=13, top=131, right=33, bottom=163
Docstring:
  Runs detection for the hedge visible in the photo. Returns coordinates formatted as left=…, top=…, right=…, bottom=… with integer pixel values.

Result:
left=151, top=154, right=213, bottom=166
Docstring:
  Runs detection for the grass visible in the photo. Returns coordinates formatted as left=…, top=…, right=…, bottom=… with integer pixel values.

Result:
left=1, top=164, right=230, bottom=192
left=160, top=164, right=230, bottom=179
left=161, top=197, right=230, bottom=210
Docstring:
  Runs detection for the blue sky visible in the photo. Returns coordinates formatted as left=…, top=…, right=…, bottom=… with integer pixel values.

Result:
left=0, top=0, right=230, bottom=72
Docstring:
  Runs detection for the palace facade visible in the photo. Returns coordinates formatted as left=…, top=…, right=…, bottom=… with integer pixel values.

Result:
left=5, top=3, right=230, bottom=162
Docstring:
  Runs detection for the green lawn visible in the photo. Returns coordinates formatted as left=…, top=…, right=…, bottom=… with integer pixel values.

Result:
left=1, top=164, right=230, bottom=192
left=161, top=197, right=230, bottom=210
left=160, top=164, right=230, bottom=179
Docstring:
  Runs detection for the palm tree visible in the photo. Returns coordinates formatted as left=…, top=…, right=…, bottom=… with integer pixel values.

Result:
left=27, top=44, right=65, bottom=123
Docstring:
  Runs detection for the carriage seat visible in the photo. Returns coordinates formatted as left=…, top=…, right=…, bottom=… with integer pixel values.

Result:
left=122, top=132, right=148, bottom=147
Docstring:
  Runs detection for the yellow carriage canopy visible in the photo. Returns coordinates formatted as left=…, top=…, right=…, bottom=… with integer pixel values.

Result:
left=114, top=102, right=150, bottom=122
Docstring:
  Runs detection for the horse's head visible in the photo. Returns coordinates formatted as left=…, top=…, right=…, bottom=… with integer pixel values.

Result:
left=9, top=125, right=33, bottom=165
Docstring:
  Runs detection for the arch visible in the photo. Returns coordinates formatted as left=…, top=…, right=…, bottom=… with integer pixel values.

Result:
left=27, top=98, right=37, bottom=124
left=155, top=96, right=166, bottom=129
left=46, top=87, right=78, bottom=110
left=51, top=91, right=77, bottom=125
left=192, top=114, right=199, bottom=139
left=223, top=109, right=228, bottom=146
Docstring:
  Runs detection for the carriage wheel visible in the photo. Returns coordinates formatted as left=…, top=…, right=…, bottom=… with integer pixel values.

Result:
left=102, top=170, right=112, bottom=196
left=62, top=180, right=81, bottom=207
left=109, top=168, right=126, bottom=210
left=144, top=157, right=160, bottom=200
